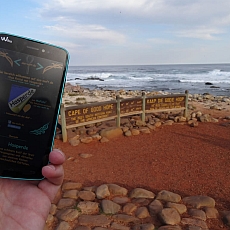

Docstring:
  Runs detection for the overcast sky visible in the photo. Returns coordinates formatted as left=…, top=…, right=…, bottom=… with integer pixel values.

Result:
left=1, top=0, right=230, bottom=66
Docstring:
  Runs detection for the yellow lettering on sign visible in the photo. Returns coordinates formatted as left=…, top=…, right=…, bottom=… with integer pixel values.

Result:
left=68, top=109, right=81, bottom=116
left=83, top=108, right=89, bottom=114
left=103, top=104, right=113, bottom=110
left=176, top=97, right=184, bottom=102
left=91, top=106, right=102, bottom=112
left=147, top=99, right=157, bottom=103
left=158, top=98, right=163, bottom=103
left=165, top=98, right=174, bottom=102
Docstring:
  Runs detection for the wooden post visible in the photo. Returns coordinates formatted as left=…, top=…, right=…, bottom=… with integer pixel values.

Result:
left=141, top=92, right=146, bottom=122
left=116, top=95, right=121, bottom=127
left=60, top=103, right=67, bottom=142
left=184, top=90, right=189, bottom=117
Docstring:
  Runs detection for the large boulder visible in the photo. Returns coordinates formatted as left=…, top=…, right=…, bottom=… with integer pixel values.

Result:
left=100, top=127, right=123, bottom=139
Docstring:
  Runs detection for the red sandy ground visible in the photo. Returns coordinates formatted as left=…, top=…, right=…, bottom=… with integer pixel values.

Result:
left=55, top=104, right=230, bottom=229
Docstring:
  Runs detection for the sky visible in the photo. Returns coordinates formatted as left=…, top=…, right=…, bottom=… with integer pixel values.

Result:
left=1, top=0, right=230, bottom=66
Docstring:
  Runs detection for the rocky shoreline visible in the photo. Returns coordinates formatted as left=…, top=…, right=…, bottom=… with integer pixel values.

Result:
left=57, top=83, right=230, bottom=145
left=50, top=84, right=230, bottom=230
left=45, top=182, right=230, bottom=229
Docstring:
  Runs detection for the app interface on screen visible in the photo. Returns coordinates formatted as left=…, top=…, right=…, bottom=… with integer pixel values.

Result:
left=0, top=48, right=64, bottom=173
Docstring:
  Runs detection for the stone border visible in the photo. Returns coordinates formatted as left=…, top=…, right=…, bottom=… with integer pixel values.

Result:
left=45, top=182, right=230, bottom=230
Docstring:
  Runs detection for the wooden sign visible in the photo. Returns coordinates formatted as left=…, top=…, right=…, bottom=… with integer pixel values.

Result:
left=65, top=101, right=117, bottom=126
left=120, top=98, right=142, bottom=114
left=145, top=95, right=186, bottom=111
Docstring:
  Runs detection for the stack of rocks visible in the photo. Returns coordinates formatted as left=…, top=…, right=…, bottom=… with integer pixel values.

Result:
left=56, top=109, right=230, bottom=146
left=45, top=182, right=230, bottom=230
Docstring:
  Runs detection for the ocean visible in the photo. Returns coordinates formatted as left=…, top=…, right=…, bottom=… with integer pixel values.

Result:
left=67, top=64, right=230, bottom=96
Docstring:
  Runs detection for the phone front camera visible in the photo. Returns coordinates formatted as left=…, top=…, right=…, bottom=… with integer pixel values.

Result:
left=42, top=49, right=45, bottom=53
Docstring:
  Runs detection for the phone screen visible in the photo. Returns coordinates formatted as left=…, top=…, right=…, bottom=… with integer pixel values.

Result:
left=0, top=33, right=69, bottom=180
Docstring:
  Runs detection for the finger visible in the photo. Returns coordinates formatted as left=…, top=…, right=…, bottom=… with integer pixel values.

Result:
left=38, top=164, right=64, bottom=201
left=49, top=149, right=65, bottom=165
left=42, top=164, right=64, bottom=186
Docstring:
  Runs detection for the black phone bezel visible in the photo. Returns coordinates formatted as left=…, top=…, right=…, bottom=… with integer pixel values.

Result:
left=0, top=33, right=69, bottom=180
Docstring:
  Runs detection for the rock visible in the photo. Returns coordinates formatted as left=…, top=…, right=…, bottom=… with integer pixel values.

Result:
left=96, top=184, right=110, bottom=199
left=100, top=127, right=123, bottom=139
left=75, top=226, right=91, bottom=230
left=189, top=121, right=199, bottom=127
left=182, top=196, right=215, bottom=208
left=159, top=208, right=181, bottom=225
left=223, top=212, right=230, bottom=226
left=67, top=156, right=75, bottom=161
left=154, top=121, right=162, bottom=127
left=87, top=128, right=97, bottom=135
left=123, top=203, right=138, bottom=215
left=158, top=226, right=181, bottom=230
left=83, top=186, right=97, bottom=192
left=186, top=227, right=202, bottom=230
left=78, top=191, right=96, bottom=201
left=174, top=116, right=187, bottom=122
left=132, top=198, right=151, bottom=206
left=79, top=153, right=93, bottom=159
left=62, top=182, right=82, bottom=191
left=132, top=116, right=141, bottom=121
left=196, top=111, right=202, bottom=117
left=198, top=114, right=212, bottom=122
left=108, top=184, right=128, bottom=196
left=63, top=190, right=79, bottom=199
left=112, top=196, right=130, bottom=204
left=135, top=120, right=146, bottom=126
left=139, top=127, right=151, bottom=134
left=69, top=136, right=80, bottom=146
left=49, top=204, right=57, bottom=215
left=133, top=223, right=155, bottom=230
left=156, top=190, right=181, bottom=203
left=204, top=207, right=219, bottom=218
left=101, top=200, right=121, bottom=214
left=210, top=105, right=220, bottom=110
left=166, top=202, right=187, bottom=214
left=92, top=134, right=102, bottom=141
left=56, top=208, right=79, bottom=221
left=78, top=215, right=111, bottom=227
left=181, top=218, right=208, bottom=229
left=146, top=123, right=156, bottom=130
left=135, top=207, right=150, bottom=218
left=80, top=136, right=93, bottom=144
left=57, top=198, right=76, bottom=209
left=110, top=222, right=130, bottom=230
left=188, top=209, right=206, bottom=221
left=93, top=228, right=109, bottom=230
left=211, top=117, right=219, bottom=122
left=163, top=120, right=174, bottom=125
left=112, top=214, right=140, bottom=224
left=100, top=137, right=109, bottom=143
left=149, top=199, right=163, bottom=215
left=55, top=221, right=71, bottom=230
left=67, top=130, right=78, bottom=139
left=124, top=130, right=132, bottom=136
left=45, top=214, right=57, bottom=228
left=130, top=188, right=155, bottom=199
left=77, top=201, right=99, bottom=214
left=131, top=128, right=140, bottom=135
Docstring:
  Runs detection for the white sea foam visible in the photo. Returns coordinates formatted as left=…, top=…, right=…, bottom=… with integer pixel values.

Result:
left=66, top=64, right=230, bottom=96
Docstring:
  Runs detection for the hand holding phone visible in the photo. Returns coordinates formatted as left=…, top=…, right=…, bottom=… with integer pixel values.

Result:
left=0, top=33, right=69, bottom=180
left=0, top=149, right=65, bottom=229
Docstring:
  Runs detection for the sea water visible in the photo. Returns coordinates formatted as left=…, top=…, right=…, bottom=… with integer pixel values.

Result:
left=67, top=64, right=230, bottom=96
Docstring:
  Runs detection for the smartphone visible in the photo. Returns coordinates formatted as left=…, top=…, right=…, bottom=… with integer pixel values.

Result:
left=0, top=33, right=69, bottom=180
